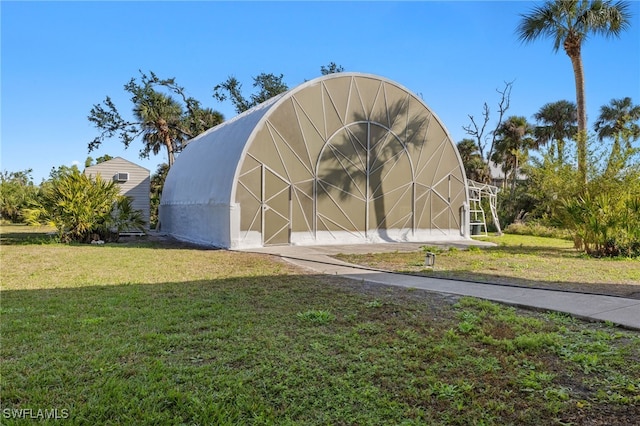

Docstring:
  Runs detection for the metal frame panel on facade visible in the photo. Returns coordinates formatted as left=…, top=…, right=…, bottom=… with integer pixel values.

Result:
left=161, top=73, right=470, bottom=248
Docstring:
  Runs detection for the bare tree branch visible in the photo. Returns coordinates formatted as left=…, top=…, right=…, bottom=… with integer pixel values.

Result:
left=462, top=80, right=514, bottom=163
left=487, top=80, right=514, bottom=162
left=462, top=102, right=490, bottom=159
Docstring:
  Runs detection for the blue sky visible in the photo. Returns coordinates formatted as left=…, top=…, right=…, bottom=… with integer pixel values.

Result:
left=2, top=1, right=639, bottom=183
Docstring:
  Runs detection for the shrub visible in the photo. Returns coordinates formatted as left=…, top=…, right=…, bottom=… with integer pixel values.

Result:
left=0, top=170, right=39, bottom=223
left=561, top=193, right=640, bottom=257
left=522, top=135, right=640, bottom=257
left=25, top=168, right=145, bottom=243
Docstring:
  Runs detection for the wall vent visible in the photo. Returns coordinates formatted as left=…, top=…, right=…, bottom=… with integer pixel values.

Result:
left=115, top=172, right=129, bottom=182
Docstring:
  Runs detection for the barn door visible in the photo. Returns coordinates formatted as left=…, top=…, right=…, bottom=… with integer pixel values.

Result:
left=262, top=167, right=291, bottom=246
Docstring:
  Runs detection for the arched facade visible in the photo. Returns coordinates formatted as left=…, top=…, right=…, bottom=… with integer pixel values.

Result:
left=160, top=73, right=470, bottom=248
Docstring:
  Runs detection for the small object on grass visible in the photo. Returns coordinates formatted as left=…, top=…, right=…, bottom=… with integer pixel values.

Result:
left=425, top=252, right=436, bottom=268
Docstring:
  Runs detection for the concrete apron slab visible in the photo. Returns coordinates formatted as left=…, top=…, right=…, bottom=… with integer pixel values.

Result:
left=248, top=240, right=495, bottom=257
left=240, top=243, right=640, bottom=331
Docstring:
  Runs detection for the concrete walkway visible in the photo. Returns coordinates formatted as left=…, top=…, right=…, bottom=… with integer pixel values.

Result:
left=243, top=242, right=640, bottom=331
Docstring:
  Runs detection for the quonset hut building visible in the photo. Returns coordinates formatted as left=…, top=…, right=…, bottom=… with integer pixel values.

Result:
left=160, top=73, right=471, bottom=249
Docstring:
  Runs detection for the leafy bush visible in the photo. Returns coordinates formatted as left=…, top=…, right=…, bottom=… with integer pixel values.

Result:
left=522, top=135, right=640, bottom=257
left=522, top=151, right=582, bottom=223
left=149, top=163, right=169, bottom=229
left=25, top=168, right=145, bottom=243
left=496, top=184, right=537, bottom=230
left=559, top=140, right=640, bottom=257
left=296, top=310, right=335, bottom=325
left=0, top=170, right=39, bottom=223
left=561, top=193, right=640, bottom=257
left=110, top=196, right=146, bottom=236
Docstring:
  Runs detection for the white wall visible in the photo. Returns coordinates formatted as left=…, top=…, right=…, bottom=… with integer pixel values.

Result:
left=159, top=202, right=231, bottom=248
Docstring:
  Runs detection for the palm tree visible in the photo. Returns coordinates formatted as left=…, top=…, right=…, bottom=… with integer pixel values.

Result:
left=594, top=97, right=640, bottom=177
left=491, top=116, right=534, bottom=192
left=533, top=100, right=578, bottom=164
left=134, top=91, right=184, bottom=168
left=89, top=71, right=225, bottom=169
left=457, top=139, right=491, bottom=183
left=516, top=0, right=632, bottom=186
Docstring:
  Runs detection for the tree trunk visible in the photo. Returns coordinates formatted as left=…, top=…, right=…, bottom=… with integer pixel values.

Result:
left=556, top=138, right=564, bottom=164
left=165, top=136, right=175, bottom=167
left=510, top=155, right=517, bottom=197
left=158, top=118, right=175, bottom=167
left=565, top=38, right=588, bottom=188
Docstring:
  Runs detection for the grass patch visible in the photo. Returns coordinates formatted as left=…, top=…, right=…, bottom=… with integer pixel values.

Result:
left=504, top=222, right=572, bottom=239
left=336, top=234, right=640, bottom=299
left=1, top=226, right=639, bottom=424
left=0, top=224, right=58, bottom=245
left=297, top=309, right=336, bottom=324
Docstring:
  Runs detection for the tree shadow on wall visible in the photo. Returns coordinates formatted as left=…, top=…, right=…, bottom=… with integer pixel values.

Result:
left=316, top=98, right=436, bottom=241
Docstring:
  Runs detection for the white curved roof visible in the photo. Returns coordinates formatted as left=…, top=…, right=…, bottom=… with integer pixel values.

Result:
left=162, top=92, right=286, bottom=205
left=161, top=72, right=469, bottom=248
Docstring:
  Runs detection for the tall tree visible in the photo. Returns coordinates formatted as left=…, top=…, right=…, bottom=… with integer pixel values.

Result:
left=133, top=90, right=184, bottom=167
left=213, top=73, right=289, bottom=114
left=491, top=116, right=535, bottom=192
left=214, top=64, right=345, bottom=115
left=533, top=100, right=578, bottom=164
left=463, top=80, right=514, bottom=163
left=85, top=155, right=114, bottom=168
left=594, top=96, right=640, bottom=177
left=457, top=139, right=491, bottom=183
left=516, top=0, right=632, bottom=186
left=320, top=62, right=345, bottom=75
left=88, top=71, right=224, bottom=168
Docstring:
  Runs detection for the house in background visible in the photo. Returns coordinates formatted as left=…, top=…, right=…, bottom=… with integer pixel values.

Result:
left=84, top=157, right=150, bottom=231
left=489, top=162, right=526, bottom=189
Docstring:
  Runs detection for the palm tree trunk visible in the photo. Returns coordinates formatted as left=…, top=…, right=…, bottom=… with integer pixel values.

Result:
left=555, top=138, right=564, bottom=164
left=511, top=155, right=517, bottom=197
left=566, top=44, right=588, bottom=188
left=164, top=134, right=175, bottom=167
left=158, top=118, right=175, bottom=167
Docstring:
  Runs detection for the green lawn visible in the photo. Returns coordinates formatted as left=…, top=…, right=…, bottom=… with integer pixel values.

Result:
left=335, top=234, right=640, bottom=299
left=1, top=225, right=639, bottom=425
